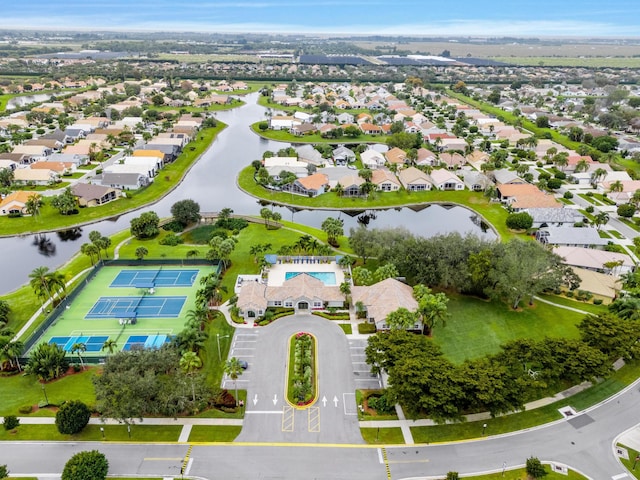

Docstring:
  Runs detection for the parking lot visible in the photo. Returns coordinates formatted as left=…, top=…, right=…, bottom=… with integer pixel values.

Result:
left=348, top=338, right=382, bottom=390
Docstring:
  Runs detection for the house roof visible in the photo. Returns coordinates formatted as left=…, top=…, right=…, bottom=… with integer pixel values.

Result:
left=385, top=147, right=406, bottom=165
left=512, top=194, right=561, bottom=210
left=337, top=175, right=365, bottom=188
left=13, top=169, right=55, bottom=181
left=497, top=183, right=541, bottom=197
left=101, top=172, right=145, bottom=186
left=297, top=173, right=329, bottom=191
left=572, top=267, right=621, bottom=299
left=30, top=161, right=72, bottom=172
left=399, top=166, right=430, bottom=186
left=237, top=280, right=268, bottom=311
left=428, top=169, right=463, bottom=184
left=265, top=273, right=342, bottom=302
left=554, top=246, right=634, bottom=271
left=538, top=227, right=608, bottom=246
left=352, top=278, right=417, bottom=323
left=371, top=169, right=400, bottom=186
left=71, top=183, right=119, bottom=200
left=0, top=190, right=37, bottom=209
left=525, top=208, right=583, bottom=223
left=133, top=149, right=164, bottom=159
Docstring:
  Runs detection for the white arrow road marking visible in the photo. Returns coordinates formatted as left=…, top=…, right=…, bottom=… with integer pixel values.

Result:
left=322, top=396, right=327, bottom=407
left=333, top=395, right=339, bottom=407
left=252, top=394, right=258, bottom=406
left=273, top=394, right=278, bottom=405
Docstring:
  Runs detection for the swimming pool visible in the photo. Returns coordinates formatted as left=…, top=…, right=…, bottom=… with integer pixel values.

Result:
left=285, top=271, right=337, bottom=286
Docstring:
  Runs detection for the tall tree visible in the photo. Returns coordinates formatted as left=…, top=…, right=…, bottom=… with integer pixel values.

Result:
left=26, top=343, right=69, bottom=381
left=50, top=188, right=78, bottom=215
left=321, top=217, right=344, bottom=246
left=180, top=351, right=203, bottom=401
left=171, top=199, right=201, bottom=227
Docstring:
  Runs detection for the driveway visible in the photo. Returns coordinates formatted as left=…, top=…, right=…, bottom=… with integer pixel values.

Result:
left=233, top=314, right=362, bottom=444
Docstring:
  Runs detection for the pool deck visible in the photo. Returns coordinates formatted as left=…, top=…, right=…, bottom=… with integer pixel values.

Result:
left=266, top=261, right=345, bottom=287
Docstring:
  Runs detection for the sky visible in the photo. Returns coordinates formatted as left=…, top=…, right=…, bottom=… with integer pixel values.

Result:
left=2, top=0, right=640, bottom=37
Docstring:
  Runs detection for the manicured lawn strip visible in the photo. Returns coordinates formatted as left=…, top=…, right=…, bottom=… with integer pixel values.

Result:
left=360, top=427, right=404, bottom=444
left=578, top=194, right=598, bottom=205
left=455, top=466, right=587, bottom=479
left=257, top=94, right=368, bottom=116
left=339, top=324, right=352, bottom=334
left=620, top=218, right=640, bottom=232
left=0, top=424, right=181, bottom=442
left=0, top=122, right=226, bottom=236
left=152, top=99, right=245, bottom=113
left=199, top=312, right=237, bottom=402
left=609, top=229, right=625, bottom=239
left=286, top=333, right=317, bottom=406
left=617, top=444, right=640, bottom=479
left=251, top=122, right=385, bottom=145
left=276, top=219, right=353, bottom=255
left=117, top=229, right=211, bottom=260
left=188, top=425, right=242, bottom=442
left=433, top=294, right=583, bottom=364
left=238, top=166, right=515, bottom=240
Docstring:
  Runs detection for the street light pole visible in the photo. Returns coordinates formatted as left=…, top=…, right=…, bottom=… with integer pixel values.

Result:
left=41, top=383, right=49, bottom=406
left=482, top=423, right=487, bottom=436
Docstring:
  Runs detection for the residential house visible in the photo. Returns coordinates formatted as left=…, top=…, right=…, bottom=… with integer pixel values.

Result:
left=351, top=278, right=421, bottom=331
left=525, top=208, right=584, bottom=228
left=337, top=113, right=354, bottom=124
left=285, top=173, right=330, bottom=197
left=30, top=161, right=75, bottom=176
left=360, top=149, right=386, bottom=169
left=12, top=145, right=51, bottom=162
left=295, top=145, right=325, bottom=168
left=565, top=155, right=595, bottom=172
left=399, top=167, right=432, bottom=191
left=337, top=175, right=365, bottom=196
left=535, top=227, right=609, bottom=249
left=415, top=148, right=437, bottom=167
left=269, top=116, right=298, bottom=130
left=71, top=183, right=121, bottom=207
left=492, top=169, right=526, bottom=186
left=439, top=152, right=465, bottom=170
left=332, top=146, right=356, bottom=166
left=13, top=168, right=59, bottom=185
left=554, top=246, right=634, bottom=276
left=570, top=268, right=621, bottom=305
left=359, top=123, right=383, bottom=135
left=428, top=169, right=465, bottom=191
left=101, top=172, right=150, bottom=190
left=599, top=180, right=640, bottom=205
left=122, top=156, right=162, bottom=178
left=0, top=191, right=38, bottom=216
left=371, top=169, right=401, bottom=192
left=290, top=123, right=317, bottom=136
left=458, top=170, right=492, bottom=192
left=384, top=147, right=407, bottom=168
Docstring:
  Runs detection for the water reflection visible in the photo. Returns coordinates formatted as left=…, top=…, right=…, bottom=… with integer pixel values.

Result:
left=32, top=234, right=56, bottom=257
left=57, top=228, right=83, bottom=242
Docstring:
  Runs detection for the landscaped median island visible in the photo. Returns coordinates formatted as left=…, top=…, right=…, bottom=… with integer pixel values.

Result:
left=286, top=332, right=317, bottom=407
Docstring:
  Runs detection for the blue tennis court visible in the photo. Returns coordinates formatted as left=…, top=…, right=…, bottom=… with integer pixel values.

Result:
left=122, top=334, right=171, bottom=351
left=86, top=296, right=187, bottom=319
left=110, top=269, right=199, bottom=288
left=49, top=335, right=110, bottom=352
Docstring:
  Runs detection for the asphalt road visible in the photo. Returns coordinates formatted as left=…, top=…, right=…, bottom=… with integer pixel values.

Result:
left=234, top=314, right=362, bottom=444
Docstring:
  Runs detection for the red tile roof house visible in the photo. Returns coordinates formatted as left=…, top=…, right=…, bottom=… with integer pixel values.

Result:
left=384, top=147, right=407, bottom=167
left=371, top=169, right=401, bottom=192
left=0, top=191, right=38, bottom=216
left=285, top=173, right=330, bottom=197
left=359, top=123, right=383, bottom=135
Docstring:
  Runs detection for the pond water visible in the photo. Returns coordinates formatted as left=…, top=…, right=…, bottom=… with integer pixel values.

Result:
left=6, top=94, right=54, bottom=109
left=0, top=93, right=496, bottom=294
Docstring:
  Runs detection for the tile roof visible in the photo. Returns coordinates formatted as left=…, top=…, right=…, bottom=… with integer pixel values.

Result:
left=352, top=278, right=417, bottom=323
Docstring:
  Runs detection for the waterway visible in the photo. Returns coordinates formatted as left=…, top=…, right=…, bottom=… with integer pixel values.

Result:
left=0, top=93, right=495, bottom=294
left=5, top=94, right=55, bottom=109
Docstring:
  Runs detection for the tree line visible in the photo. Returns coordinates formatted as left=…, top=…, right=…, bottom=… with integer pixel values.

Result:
left=349, top=228, right=579, bottom=309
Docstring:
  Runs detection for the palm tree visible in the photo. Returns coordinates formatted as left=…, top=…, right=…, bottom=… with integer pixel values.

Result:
left=135, top=247, right=148, bottom=260
left=3, top=340, right=24, bottom=371
left=180, top=351, right=203, bottom=402
left=224, top=357, right=244, bottom=407
left=101, top=339, right=118, bottom=354
left=590, top=168, right=608, bottom=186
left=339, top=281, right=351, bottom=307
left=594, top=211, right=610, bottom=231
left=609, top=180, right=624, bottom=193
left=71, top=342, right=86, bottom=370
left=574, top=159, right=590, bottom=173
left=25, top=193, right=43, bottom=219
left=81, top=243, right=100, bottom=265
left=29, top=266, right=54, bottom=309
left=186, top=306, right=209, bottom=330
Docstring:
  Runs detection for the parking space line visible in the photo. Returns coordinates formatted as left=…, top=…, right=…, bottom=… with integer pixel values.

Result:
left=308, top=407, right=320, bottom=432
left=282, top=405, right=294, bottom=432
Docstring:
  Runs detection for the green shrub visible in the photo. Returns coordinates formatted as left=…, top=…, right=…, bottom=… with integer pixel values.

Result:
left=358, top=323, right=377, bottom=334
left=62, top=450, right=108, bottom=480
left=18, top=405, right=33, bottom=414
left=617, top=203, right=636, bottom=218
left=586, top=205, right=595, bottom=213
left=563, top=191, right=573, bottom=199
left=159, top=232, right=184, bottom=246
left=526, top=456, right=547, bottom=478
left=3, top=415, right=19, bottom=430
left=586, top=191, right=594, bottom=197
left=367, top=394, right=395, bottom=414
left=55, top=400, right=92, bottom=435
left=593, top=298, right=603, bottom=305
left=161, top=220, right=185, bottom=232
left=506, top=212, right=533, bottom=230
left=547, top=178, right=562, bottom=190
left=565, top=291, right=574, bottom=298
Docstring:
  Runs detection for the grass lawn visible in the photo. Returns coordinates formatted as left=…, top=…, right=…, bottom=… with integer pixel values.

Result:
left=620, top=218, right=640, bottom=232
left=536, top=293, right=607, bottom=315
left=360, top=427, right=404, bottom=444
left=457, top=466, right=587, bottom=479
left=0, top=424, right=181, bottom=442
left=578, top=194, right=598, bottom=205
left=617, top=444, right=640, bottom=479
left=0, top=122, right=226, bottom=236
left=339, top=324, right=352, bottom=334
left=0, top=368, right=97, bottom=416
left=432, top=294, right=583, bottom=364
left=251, top=122, right=385, bottom=145
left=238, top=166, right=518, bottom=241
left=609, top=229, right=625, bottom=239
left=188, top=425, right=242, bottom=442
